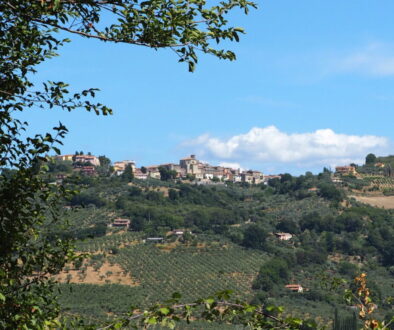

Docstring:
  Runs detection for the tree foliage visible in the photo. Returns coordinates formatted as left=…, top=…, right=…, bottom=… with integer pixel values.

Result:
left=121, top=164, right=134, bottom=182
left=365, top=153, right=377, bottom=165
left=97, top=155, right=112, bottom=176
left=242, top=224, right=268, bottom=250
left=0, top=0, right=256, bottom=327
left=1, top=0, right=256, bottom=74
left=159, top=166, right=177, bottom=181
left=252, top=258, right=290, bottom=292
left=0, top=122, right=77, bottom=328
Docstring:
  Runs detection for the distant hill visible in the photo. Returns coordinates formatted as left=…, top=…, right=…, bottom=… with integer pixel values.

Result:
left=46, top=165, right=394, bottom=326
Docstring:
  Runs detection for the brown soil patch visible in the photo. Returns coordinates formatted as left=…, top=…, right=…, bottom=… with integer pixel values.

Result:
left=54, top=261, right=139, bottom=286
left=156, top=187, right=170, bottom=197
left=156, top=241, right=179, bottom=252
left=227, top=271, right=254, bottom=280
left=127, top=183, right=175, bottom=197
left=328, top=254, right=343, bottom=263
left=146, top=186, right=175, bottom=197
left=118, top=240, right=140, bottom=249
left=328, top=253, right=363, bottom=265
left=350, top=195, right=394, bottom=209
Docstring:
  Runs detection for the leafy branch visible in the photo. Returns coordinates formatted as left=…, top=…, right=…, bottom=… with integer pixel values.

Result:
left=92, top=291, right=319, bottom=329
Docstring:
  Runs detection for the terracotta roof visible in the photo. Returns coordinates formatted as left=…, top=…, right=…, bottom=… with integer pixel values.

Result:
left=285, top=284, right=303, bottom=289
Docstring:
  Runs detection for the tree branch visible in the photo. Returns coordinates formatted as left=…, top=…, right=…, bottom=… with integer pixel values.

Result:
left=97, top=300, right=286, bottom=330
left=32, top=17, right=193, bottom=48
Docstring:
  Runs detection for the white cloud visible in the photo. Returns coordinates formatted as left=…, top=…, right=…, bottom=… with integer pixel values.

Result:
left=337, top=43, right=394, bottom=76
left=218, top=162, right=243, bottom=171
left=183, top=126, right=389, bottom=168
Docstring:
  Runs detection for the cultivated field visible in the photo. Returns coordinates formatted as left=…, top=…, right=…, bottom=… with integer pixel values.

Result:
left=54, top=261, right=138, bottom=286
left=111, top=240, right=267, bottom=304
left=350, top=195, right=394, bottom=209
left=58, top=235, right=268, bottom=319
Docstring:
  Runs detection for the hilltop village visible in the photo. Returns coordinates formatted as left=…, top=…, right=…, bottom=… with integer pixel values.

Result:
left=54, top=152, right=376, bottom=186
left=55, top=153, right=282, bottom=184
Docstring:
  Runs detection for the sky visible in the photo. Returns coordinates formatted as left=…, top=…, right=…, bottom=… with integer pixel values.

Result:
left=21, top=0, right=394, bottom=175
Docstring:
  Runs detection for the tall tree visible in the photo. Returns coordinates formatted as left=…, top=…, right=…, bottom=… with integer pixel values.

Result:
left=122, top=164, right=134, bottom=182
left=242, top=224, right=268, bottom=250
left=365, top=153, right=377, bottom=165
left=97, top=155, right=112, bottom=176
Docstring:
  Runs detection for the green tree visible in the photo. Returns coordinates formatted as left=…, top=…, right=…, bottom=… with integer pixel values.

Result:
left=318, top=182, right=344, bottom=203
left=242, top=224, right=268, bottom=250
left=276, top=219, right=299, bottom=234
left=97, top=155, right=112, bottom=176
left=211, top=176, right=220, bottom=182
left=366, top=153, right=377, bottom=165
left=158, top=166, right=177, bottom=181
left=168, top=188, right=179, bottom=200
left=253, top=258, right=290, bottom=292
left=47, top=159, right=73, bottom=173
left=122, top=164, right=134, bottom=182
left=0, top=123, right=78, bottom=328
left=186, top=173, right=196, bottom=181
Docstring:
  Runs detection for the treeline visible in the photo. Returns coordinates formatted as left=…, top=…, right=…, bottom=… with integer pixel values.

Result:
left=115, top=184, right=251, bottom=235
left=267, top=170, right=344, bottom=203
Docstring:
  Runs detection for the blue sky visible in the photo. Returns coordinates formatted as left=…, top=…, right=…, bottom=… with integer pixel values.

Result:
left=22, top=0, right=394, bottom=174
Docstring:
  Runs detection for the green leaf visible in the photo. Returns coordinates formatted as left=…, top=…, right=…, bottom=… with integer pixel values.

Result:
left=265, top=305, right=275, bottom=312
left=114, top=321, right=123, bottom=329
left=205, top=298, right=215, bottom=305
left=160, top=307, right=170, bottom=315
left=167, top=320, right=176, bottom=329
left=188, top=61, right=195, bottom=72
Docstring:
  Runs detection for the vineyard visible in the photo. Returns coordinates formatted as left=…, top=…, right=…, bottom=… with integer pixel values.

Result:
left=76, top=231, right=144, bottom=253
left=58, top=237, right=268, bottom=319
left=263, top=196, right=334, bottom=223
left=111, top=241, right=267, bottom=304
left=361, top=176, right=394, bottom=189
left=63, top=206, right=113, bottom=227
left=57, top=194, right=340, bottom=319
